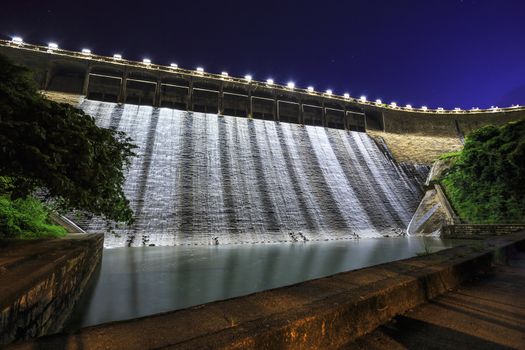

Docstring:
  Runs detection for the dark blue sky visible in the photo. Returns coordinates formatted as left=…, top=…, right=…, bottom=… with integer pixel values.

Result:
left=2, top=0, right=524, bottom=108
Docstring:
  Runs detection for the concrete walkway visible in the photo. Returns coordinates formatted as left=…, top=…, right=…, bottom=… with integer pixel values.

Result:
left=346, top=251, right=525, bottom=349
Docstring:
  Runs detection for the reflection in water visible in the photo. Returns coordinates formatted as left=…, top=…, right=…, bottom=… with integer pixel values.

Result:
left=66, top=237, right=463, bottom=329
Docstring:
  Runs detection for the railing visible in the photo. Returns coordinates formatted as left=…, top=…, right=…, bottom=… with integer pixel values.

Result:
left=1, top=38, right=524, bottom=115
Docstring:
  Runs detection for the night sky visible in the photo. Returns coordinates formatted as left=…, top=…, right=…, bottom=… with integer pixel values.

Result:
left=1, top=0, right=524, bottom=109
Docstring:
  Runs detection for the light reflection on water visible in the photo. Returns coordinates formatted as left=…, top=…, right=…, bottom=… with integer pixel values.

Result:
left=66, top=237, right=464, bottom=329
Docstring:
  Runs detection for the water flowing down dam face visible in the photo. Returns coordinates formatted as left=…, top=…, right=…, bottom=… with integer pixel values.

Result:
left=73, top=99, right=426, bottom=247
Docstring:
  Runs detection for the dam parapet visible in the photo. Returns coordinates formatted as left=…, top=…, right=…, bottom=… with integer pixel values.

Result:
left=1, top=39, right=524, bottom=136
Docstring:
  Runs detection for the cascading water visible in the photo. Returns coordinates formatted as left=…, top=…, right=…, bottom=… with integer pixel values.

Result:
left=72, top=99, right=426, bottom=247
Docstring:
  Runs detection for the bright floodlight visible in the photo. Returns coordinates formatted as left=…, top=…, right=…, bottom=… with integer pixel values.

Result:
left=245, top=75, right=252, bottom=82
left=113, top=54, right=122, bottom=60
left=307, top=86, right=314, bottom=92
left=437, top=107, right=444, bottom=112
left=81, top=48, right=91, bottom=55
left=11, top=36, right=23, bottom=44
left=360, top=96, right=367, bottom=102
left=143, top=58, right=151, bottom=64
left=406, top=104, right=412, bottom=109
left=170, top=63, right=178, bottom=68
left=221, top=71, right=229, bottom=77
left=267, top=78, right=274, bottom=85
left=421, top=106, right=428, bottom=111
left=48, top=42, right=58, bottom=50
left=196, top=67, right=204, bottom=73
left=454, top=107, right=461, bottom=112
left=326, top=89, right=333, bottom=95
left=390, top=102, right=397, bottom=107
left=375, top=99, right=382, bottom=104
left=344, top=93, right=350, bottom=99
left=287, top=82, right=295, bottom=89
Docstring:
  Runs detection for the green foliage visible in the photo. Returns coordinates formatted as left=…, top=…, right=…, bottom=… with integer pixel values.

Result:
left=0, top=54, right=136, bottom=227
left=0, top=195, right=66, bottom=239
left=438, top=151, right=461, bottom=160
left=441, top=120, right=525, bottom=223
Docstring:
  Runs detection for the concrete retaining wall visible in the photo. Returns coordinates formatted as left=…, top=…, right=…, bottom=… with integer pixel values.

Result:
left=0, top=234, right=103, bottom=345
left=442, top=224, right=525, bottom=239
left=7, top=233, right=525, bottom=350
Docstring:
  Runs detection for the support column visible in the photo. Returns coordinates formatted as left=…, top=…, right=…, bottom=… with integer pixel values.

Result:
left=118, top=70, right=128, bottom=104
left=275, top=97, right=280, bottom=122
left=43, top=64, right=54, bottom=91
left=187, top=78, right=194, bottom=111
left=247, top=87, right=252, bottom=118
left=363, top=113, right=368, bottom=131
left=343, top=106, right=348, bottom=131
left=299, top=97, right=304, bottom=125
left=154, top=78, right=162, bottom=108
left=82, top=63, right=91, bottom=96
left=322, top=100, right=327, bottom=127
left=218, top=82, right=224, bottom=115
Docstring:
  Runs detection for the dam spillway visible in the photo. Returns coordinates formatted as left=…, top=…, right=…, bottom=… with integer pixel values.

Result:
left=73, top=99, right=427, bottom=247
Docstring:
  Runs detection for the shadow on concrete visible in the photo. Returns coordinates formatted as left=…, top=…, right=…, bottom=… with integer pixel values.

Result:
left=381, top=315, right=516, bottom=350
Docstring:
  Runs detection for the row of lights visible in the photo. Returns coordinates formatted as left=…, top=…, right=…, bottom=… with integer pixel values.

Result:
left=9, top=37, right=522, bottom=112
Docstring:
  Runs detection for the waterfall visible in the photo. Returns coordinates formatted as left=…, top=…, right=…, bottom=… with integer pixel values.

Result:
left=73, top=100, right=425, bottom=247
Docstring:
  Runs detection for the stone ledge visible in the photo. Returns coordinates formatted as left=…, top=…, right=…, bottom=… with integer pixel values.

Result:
left=0, top=234, right=103, bottom=345
left=6, top=232, right=525, bottom=350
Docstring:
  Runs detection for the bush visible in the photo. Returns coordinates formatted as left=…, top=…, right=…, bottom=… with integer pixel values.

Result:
left=441, top=120, right=525, bottom=223
left=0, top=195, right=66, bottom=239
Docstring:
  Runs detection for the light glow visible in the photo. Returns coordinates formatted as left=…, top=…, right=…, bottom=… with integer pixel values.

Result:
left=344, top=93, right=350, bottom=99
left=454, top=108, right=461, bottom=112
left=81, top=48, right=91, bottom=55
left=421, top=106, right=428, bottom=111
left=245, top=75, right=252, bottom=82
left=287, top=82, right=295, bottom=89
left=307, top=86, right=314, bottom=92
left=390, top=102, right=397, bottom=107
left=221, top=72, right=229, bottom=77
left=375, top=99, right=382, bottom=104
left=326, top=89, right=333, bottom=95
left=471, top=107, right=480, bottom=111
left=437, top=107, right=444, bottom=112
left=113, top=54, right=122, bottom=60
left=267, top=78, right=274, bottom=85
left=48, top=42, right=58, bottom=50
left=170, top=63, right=178, bottom=68
left=406, top=104, right=412, bottom=109
left=196, top=67, right=204, bottom=73
left=360, top=95, right=367, bottom=102
left=143, top=58, right=151, bottom=64
left=11, top=37, right=23, bottom=44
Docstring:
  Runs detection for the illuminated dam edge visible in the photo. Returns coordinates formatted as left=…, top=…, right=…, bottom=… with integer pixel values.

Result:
left=71, top=99, right=427, bottom=248
left=1, top=40, right=524, bottom=137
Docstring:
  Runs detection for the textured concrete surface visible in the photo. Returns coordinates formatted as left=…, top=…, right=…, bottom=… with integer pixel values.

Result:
left=6, top=233, right=524, bottom=350
left=344, top=250, right=525, bottom=350
left=0, top=234, right=103, bottom=345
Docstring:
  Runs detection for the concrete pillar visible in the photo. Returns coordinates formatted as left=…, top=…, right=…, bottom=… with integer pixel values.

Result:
left=218, top=82, right=224, bottom=115
left=82, top=64, right=91, bottom=96
left=322, top=100, right=327, bottom=127
left=154, top=78, right=162, bottom=108
left=299, top=98, right=304, bottom=125
left=43, top=64, right=54, bottom=90
left=247, top=88, right=252, bottom=118
left=187, top=79, right=194, bottom=111
left=275, top=98, right=280, bottom=122
left=118, top=70, right=128, bottom=104
left=343, top=107, right=348, bottom=131
left=363, top=113, right=368, bottom=131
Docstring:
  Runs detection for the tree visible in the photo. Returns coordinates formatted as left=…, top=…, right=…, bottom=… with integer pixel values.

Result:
left=0, top=54, right=136, bottom=226
left=441, top=119, right=525, bottom=223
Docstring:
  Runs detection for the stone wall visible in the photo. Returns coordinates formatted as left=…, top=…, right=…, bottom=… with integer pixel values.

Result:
left=0, top=234, right=103, bottom=345
left=442, top=224, right=525, bottom=239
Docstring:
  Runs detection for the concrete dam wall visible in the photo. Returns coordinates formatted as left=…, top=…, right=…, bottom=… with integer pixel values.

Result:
left=72, top=100, right=427, bottom=247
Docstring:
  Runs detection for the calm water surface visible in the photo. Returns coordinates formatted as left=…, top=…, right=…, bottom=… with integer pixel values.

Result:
left=66, top=237, right=464, bottom=329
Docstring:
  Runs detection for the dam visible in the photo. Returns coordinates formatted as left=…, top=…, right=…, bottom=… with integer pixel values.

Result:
left=75, top=99, right=427, bottom=247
